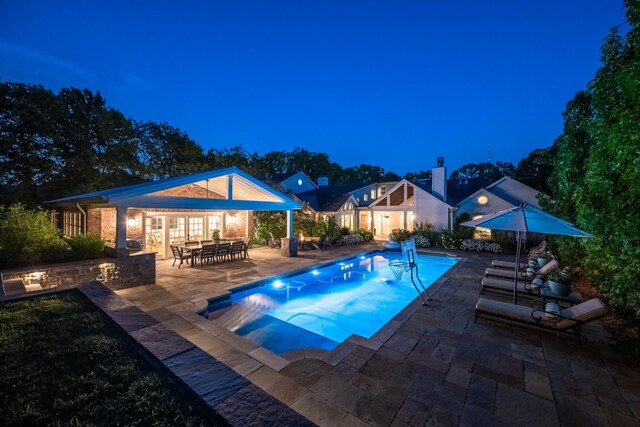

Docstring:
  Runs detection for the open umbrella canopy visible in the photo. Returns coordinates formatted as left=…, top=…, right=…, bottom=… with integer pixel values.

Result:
left=460, top=204, right=592, bottom=238
left=460, top=204, right=591, bottom=304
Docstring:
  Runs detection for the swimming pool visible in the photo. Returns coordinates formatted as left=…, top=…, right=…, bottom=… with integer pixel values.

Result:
left=204, top=250, right=458, bottom=355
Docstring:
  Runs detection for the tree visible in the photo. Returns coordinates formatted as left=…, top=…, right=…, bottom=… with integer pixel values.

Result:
left=544, top=0, right=640, bottom=322
left=449, top=162, right=503, bottom=183
left=514, top=148, right=555, bottom=193
left=0, top=82, right=60, bottom=204
left=138, top=121, right=206, bottom=179
left=404, top=170, right=431, bottom=181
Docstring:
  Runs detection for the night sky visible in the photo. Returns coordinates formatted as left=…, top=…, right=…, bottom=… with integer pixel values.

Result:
left=0, top=1, right=627, bottom=175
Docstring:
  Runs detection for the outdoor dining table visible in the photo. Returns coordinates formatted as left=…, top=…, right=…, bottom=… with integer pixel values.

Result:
left=179, top=241, right=248, bottom=267
left=179, top=245, right=203, bottom=267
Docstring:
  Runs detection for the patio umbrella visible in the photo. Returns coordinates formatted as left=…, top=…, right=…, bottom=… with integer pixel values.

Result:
left=460, top=204, right=592, bottom=304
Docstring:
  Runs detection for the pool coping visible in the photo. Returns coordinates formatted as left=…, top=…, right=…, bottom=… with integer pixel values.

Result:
left=191, top=248, right=467, bottom=373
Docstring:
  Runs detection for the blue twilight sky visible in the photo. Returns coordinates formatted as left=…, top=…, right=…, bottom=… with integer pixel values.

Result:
left=0, top=1, right=628, bottom=176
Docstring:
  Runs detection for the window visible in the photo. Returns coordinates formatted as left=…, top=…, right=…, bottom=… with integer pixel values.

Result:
left=371, top=190, right=375, bottom=199
left=145, top=217, right=164, bottom=250
left=169, top=217, right=185, bottom=243
left=364, top=194, right=368, bottom=202
left=472, top=215, right=491, bottom=240
left=378, top=186, right=386, bottom=197
left=208, top=215, right=221, bottom=238
left=63, top=211, right=82, bottom=236
left=188, top=217, right=204, bottom=241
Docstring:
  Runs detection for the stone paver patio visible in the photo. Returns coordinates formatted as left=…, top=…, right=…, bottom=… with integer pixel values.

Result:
left=116, top=244, right=640, bottom=426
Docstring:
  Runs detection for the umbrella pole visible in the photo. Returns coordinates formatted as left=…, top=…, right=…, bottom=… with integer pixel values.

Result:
left=513, top=231, right=521, bottom=304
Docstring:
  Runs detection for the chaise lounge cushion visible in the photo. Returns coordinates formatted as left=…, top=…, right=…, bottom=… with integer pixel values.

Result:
left=476, top=298, right=557, bottom=327
left=556, top=298, right=608, bottom=329
left=482, top=277, right=533, bottom=294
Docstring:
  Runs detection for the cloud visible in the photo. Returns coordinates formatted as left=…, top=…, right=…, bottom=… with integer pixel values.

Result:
left=0, top=42, right=93, bottom=84
left=122, top=71, right=156, bottom=91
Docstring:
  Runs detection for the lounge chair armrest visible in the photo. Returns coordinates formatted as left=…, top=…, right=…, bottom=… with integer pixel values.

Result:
left=530, top=309, right=586, bottom=325
left=530, top=299, right=545, bottom=310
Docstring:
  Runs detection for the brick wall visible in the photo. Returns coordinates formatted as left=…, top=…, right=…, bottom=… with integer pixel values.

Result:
left=224, top=210, right=248, bottom=239
left=151, top=183, right=224, bottom=199
left=87, top=207, right=101, bottom=235
left=101, top=208, right=116, bottom=241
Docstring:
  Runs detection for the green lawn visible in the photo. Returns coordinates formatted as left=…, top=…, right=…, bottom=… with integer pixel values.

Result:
left=0, top=290, right=226, bottom=426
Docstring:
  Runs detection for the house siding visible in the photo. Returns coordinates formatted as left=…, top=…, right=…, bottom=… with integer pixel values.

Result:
left=456, top=190, right=513, bottom=219
left=415, top=191, right=449, bottom=230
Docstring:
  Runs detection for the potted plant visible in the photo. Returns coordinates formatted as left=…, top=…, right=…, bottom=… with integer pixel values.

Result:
left=537, top=251, right=553, bottom=267
left=546, top=267, right=572, bottom=296
left=211, top=229, right=221, bottom=243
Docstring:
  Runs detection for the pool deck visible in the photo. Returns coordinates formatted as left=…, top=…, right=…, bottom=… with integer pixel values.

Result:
left=117, top=244, right=640, bottom=427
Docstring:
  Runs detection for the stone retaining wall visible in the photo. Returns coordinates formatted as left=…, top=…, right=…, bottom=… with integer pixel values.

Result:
left=1, top=252, right=156, bottom=292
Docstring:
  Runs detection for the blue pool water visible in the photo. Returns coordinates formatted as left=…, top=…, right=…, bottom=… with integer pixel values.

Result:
left=205, top=251, right=457, bottom=355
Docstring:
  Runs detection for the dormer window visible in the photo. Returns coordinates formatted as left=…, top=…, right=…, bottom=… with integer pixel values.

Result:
left=364, top=194, right=368, bottom=202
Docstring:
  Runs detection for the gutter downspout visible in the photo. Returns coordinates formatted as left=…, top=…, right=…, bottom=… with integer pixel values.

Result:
left=76, top=203, right=87, bottom=235
left=448, top=207, right=458, bottom=232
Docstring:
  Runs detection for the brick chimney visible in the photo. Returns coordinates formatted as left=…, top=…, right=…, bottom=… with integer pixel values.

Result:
left=431, top=157, right=447, bottom=201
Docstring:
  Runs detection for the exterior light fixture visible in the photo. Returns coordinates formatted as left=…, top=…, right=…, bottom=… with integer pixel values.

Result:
left=297, top=179, right=303, bottom=185
left=126, top=218, right=136, bottom=227
left=478, top=196, right=488, bottom=205
left=227, top=215, right=237, bottom=224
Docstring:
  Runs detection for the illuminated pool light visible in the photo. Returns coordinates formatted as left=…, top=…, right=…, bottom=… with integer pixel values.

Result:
left=311, top=270, right=320, bottom=276
left=272, top=279, right=285, bottom=289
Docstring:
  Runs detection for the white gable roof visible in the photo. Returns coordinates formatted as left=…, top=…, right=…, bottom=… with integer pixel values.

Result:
left=47, top=167, right=301, bottom=211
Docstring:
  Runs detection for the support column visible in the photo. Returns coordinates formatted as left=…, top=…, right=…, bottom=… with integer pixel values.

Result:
left=286, top=210, right=293, bottom=238
left=282, top=210, right=298, bottom=257
left=115, top=205, right=128, bottom=258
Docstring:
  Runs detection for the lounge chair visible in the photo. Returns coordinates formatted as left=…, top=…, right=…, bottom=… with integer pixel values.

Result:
left=170, top=245, right=191, bottom=268
left=491, top=241, right=547, bottom=269
left=481, top=277, right=541, bottom=298
left=485, top=259, right=558, bottom=281
left=475, top=297, right=608, bottom=345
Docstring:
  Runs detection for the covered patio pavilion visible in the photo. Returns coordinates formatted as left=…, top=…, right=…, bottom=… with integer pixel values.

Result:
left=47, top=167, right=302, bottom=259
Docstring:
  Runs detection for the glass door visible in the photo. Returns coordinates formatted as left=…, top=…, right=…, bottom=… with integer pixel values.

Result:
left=187, top=217, right=204, bottom=242
left=145, top=217, right=165, bottom=258
left=169, top=217, right=186, bottom=245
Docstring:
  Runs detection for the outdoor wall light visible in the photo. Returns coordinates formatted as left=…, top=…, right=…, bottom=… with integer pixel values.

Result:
left=227, top=215, right=237, bottom=224
left=126, top=218, right=136, bottom=227
left=478, top=195, right=488, bottom=205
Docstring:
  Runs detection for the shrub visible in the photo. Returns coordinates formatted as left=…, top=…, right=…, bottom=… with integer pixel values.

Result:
left=414, top=221, right=435, bottom=232
left=441, top=233, right=461, bottom=250
left=460, top=239, right=502, bottom=253
left=353, top=229, right=373, bottom=242
left=253, top=211, right=286, bottom=245
left=337, top=234, right=364, bottom=245
left=66, top=234, right=105, bottom=260
left=0, top=203, right=65, bottom=268
left=413, top=235, right=430, bottom=247
left=391, top=229, right=412, bottom=243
